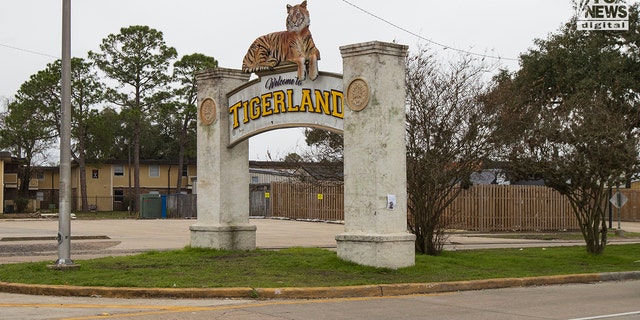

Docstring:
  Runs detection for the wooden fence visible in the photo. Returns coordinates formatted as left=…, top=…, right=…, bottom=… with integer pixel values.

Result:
left=268, top=183, right=640, bottom=231
left=166, top=194, right=197, bottom=219
left=444, top=185, right=578, bottom=231
left=271, top=182, right=343, bottom=221
left=614, top=189, right=640, bottom=221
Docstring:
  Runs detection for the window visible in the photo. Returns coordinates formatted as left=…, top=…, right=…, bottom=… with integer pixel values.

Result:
left=149, top=165, right=160, bottom=177
left=92, top=169, right=99, bottom=179
left=36, top=192, right=44, bottom=201
left=181, top=164, right=188, bottom=177
left=251, top=176, right=259, bottom=184
left=36, top=172, right=45, bottom=180
left=114, top=164, right=124, bottom=176
left=114, top=190, right=124, bottom=202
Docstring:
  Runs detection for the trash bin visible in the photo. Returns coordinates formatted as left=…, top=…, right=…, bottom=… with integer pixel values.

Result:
left=140, top=194, right=162, bottom=219
left=161, top=194, right=167, bottom=219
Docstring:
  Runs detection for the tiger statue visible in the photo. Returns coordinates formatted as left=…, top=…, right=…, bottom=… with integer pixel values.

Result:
left=241, top=1, right=321, bottom=81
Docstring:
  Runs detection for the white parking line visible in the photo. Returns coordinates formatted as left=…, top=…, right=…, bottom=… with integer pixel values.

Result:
left=569, top=311, right=640, bottom=320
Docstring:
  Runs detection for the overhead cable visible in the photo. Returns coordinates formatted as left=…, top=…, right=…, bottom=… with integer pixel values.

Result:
left=341, top=0, right=518, bottom=62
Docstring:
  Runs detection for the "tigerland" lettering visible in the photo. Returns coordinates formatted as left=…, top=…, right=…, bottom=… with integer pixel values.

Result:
left=229, top=89, right=344, bottom=129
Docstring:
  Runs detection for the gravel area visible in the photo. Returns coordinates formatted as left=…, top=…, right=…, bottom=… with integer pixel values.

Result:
left=0, top=241, right=121, bottom=256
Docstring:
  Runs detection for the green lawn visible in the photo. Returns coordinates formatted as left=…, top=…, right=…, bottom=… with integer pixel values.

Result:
left=0, top=211, right=137, bottom=220
left=73, top=211, right=136, bottom=219
left=1, top=245, right=639, bottom=288
left=468, top=231, right=640, bottom=241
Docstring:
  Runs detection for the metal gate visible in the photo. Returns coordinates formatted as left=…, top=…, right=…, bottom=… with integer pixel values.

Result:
left=250, top=184, right=271, bottom=217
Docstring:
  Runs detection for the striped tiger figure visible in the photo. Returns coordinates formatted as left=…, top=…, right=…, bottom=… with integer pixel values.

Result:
left=242, top=1, right=321, bottom=81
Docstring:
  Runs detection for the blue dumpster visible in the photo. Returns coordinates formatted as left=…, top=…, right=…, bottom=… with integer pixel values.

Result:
left=161, top=194, right=167, bottom=219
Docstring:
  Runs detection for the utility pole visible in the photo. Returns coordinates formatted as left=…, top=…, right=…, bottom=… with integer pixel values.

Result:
left=50, top=0, right=77, bottom=269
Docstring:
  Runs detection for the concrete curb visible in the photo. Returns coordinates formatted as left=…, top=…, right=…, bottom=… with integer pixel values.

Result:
left=1, top=271, right=638, bottom=300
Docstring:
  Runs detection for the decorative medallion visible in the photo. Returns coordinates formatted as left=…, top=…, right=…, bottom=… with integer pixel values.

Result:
left=199, top=98, right=217, bottom=125
left=346, top=78, right=370, bottom=112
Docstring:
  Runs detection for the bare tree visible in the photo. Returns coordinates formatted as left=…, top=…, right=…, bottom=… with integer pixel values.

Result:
left=406, top=47, right=498, bottom=255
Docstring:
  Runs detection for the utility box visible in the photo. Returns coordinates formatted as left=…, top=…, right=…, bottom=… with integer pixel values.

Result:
left=140, top=194, right=162, bottom=219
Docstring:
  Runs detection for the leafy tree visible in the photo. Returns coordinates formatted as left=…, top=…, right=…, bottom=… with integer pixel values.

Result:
left=406, top=47, right=498, bottom=255
left=283, top=152, right=303, bottom=163
left=64, top=58, right=105, bottom=211
left=4, top=58, right=105, bottom=212
left=485, top=5, right=640, bottom=254
left=303, top=129, right=343, bottom=162
left=166, top=53, right=218, bottom=193
left=140, top=122, right=177, bottom=160
left=0, top=73, right=59, bottom=211
left=89, top=25, right=177, bottom=211
left=86, top=109, right=173, bottom=160
left=84, top=107, right=126, bottom=160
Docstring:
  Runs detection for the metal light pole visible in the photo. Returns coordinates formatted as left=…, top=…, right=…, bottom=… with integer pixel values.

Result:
left=51, top=0, right=76, bottom=268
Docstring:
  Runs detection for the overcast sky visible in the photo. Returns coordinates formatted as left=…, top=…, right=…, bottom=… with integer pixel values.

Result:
left=1, top=0, right=581, bottom=161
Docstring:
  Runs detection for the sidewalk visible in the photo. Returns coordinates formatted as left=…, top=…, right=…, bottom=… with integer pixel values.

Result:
left=1, top=218, right=639, bottom=264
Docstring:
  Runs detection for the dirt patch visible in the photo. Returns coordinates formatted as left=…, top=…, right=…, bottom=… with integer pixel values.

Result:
left=0, top=241, right=121, bottom=256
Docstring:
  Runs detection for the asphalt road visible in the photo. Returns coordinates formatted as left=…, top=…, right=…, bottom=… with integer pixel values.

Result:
left=0, top=280, right=638, bottom=320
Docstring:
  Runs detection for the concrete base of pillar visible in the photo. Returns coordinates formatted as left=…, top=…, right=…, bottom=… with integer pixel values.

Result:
left=336, top=233, right=416, bottom=269
left=190, top=224, right=257, bottom=251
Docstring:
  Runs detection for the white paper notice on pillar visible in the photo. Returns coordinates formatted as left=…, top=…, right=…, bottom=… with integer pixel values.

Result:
left=387, top=194, right=397, bottom=210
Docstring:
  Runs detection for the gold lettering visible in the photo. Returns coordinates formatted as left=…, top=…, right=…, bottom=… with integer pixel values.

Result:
left=229, top=101, right=242, bottom=129
left=315, top=90, right=330, bottom=115
left=231, top=87, right=345, bottom=133
left=286, top=89, right=298, bottom=112
left=272, top=91, right=286, bottom=114
left=242, top=101, right=250, bottom=124
left=300, top=89, right=313, bottom=112
left=249, top=97, right=260, bottom=120
left=331, top=90, right=344, bottom=119
left=262, top=92, right=273, bottom=117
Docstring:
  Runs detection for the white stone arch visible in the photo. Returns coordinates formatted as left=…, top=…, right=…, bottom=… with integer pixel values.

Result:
left=190, top=41, right=415, bottom=269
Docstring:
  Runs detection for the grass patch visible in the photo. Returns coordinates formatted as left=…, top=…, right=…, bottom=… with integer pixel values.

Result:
left=480, top=231, right=640, bottom=241
left=0, top=211, right=137, bottom=220
left=73, top=211, right=136, bottom=219
left=1, top=245, right=639, bottom=288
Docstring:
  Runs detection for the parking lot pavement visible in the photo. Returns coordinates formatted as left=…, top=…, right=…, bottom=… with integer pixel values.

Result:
left=1, top=218, right=639, bottom=264
left=0, top=218, right=344, bottom=264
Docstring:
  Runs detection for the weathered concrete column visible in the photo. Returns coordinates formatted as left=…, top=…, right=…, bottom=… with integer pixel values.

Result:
left=190, top=68, right=256, bottom=250
left=336, top=41, right=416, bottom=269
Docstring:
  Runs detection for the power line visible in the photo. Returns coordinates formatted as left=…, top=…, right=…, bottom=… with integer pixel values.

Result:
left=0, top=43, right=58, bottom=59
left=340, top=0, right=518, bottom=62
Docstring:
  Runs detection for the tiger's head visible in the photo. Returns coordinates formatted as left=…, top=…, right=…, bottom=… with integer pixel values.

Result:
left=286, top=1, right=311, bottom=32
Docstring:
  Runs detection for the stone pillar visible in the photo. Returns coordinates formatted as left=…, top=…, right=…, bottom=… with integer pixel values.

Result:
left=336, top=41, right=416, bottom=269
left=190, top=68, right=256, bottom=250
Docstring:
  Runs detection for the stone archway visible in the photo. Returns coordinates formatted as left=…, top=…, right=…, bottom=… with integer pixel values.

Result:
left=190, top=41, right=415, bottom=269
